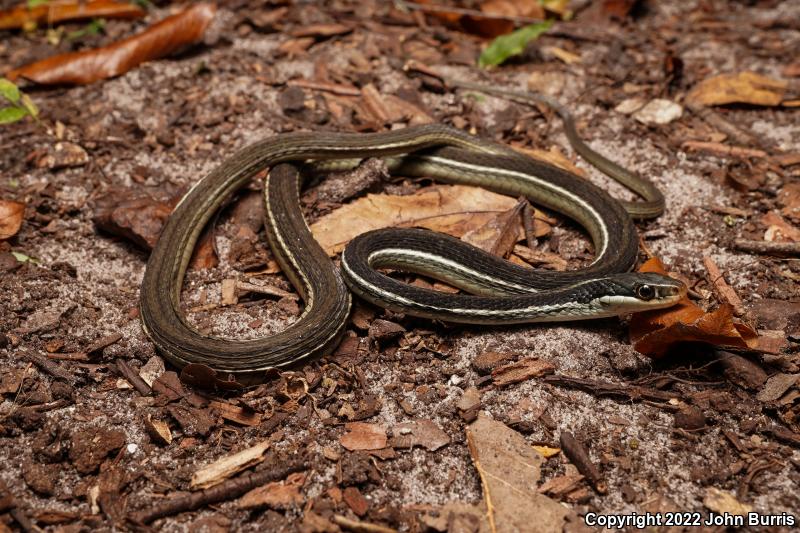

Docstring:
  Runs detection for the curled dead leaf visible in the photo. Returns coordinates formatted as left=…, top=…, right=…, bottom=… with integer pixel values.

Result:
left=629, top=258, right=758, bottom=358
left=0, top=0, right=145, bottom=31
left=686, top=71, right=788, bottom=107
left=7, top=3, right=217, bottom=85
left=0, top=199, right=25, bottom=240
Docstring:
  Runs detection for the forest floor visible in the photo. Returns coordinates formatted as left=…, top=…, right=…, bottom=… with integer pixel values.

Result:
left=0, top=0, right=799, bottom=532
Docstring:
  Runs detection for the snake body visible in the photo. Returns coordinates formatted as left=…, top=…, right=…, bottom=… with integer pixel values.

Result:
left=140, top=121, right=685, bottom=382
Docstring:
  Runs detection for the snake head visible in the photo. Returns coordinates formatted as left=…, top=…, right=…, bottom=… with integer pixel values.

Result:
left=595, top=272, right=687, bottom=314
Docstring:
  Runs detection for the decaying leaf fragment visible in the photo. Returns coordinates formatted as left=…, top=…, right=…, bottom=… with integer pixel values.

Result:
left=340, top=422, right=387, bottom=451
left=686, top=71, right=788, bottom=107
left=629, top=258, right=758, bottom=358
left=0, top=199, right=24, bottom=240
left=466, top=415, right=569, bottom=533
left=7, top=3, right=217, bottom=85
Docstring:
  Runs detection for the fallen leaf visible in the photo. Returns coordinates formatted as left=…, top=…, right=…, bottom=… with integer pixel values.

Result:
left=0, top=0, right=144, bottom=31
left=479, top=20, right=553, bottom=67
left=0, top=199, right=24, bottom=240
left=390, top=419, right=450, bottom=451
left=238, top=472, right=305, bottom=510
left=466, top=415, right=569, bottom=533
left=144, top=416, right=172, bottom=446
left=7, top=3, right=217, bottom=85
left=778, top=182, right=800, bottom=223
left=461, top=200, right=524, bottom=256
left=686, top=71, right=788, bottom=107
left=492, top=357, right=556, bottom=387
left=703, top=487, right=752, bottom=516
left=762, top=211, right=800, bottom=242
left=629, top=258, right=758, bottom=358
left=310, top=184, right=519, bottom=255
left=340, top=422, right=387, bottom=451
left=512, top=144, right=588, bottom=177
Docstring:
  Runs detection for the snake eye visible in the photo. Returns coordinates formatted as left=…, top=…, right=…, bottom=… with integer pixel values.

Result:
left=636, top=284, right=655, bottom=300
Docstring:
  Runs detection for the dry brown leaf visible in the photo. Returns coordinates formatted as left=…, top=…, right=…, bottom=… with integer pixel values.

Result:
left=778, top=182, right=800, bottom=223
left=629, top=258, right=758, bottom=358
left=389, top=419, right=450, bottom=451
left=238, top=472, right=305, bottom=510
left=762, top=211, right=800, bottom=242
left=512, top=144, right=588, bottom=177
left=466, top=415, right=569, bottom=533
left=310, top=184, right=518, bottom=255
left=0, top=200, right=24, bottom=240
left=340, top=422, right=387, bottom=451
left=703, top=487, right=752, bottom=516
left=0, top=0, right=144, bottom=30
left=686, top=71, right=788, bottom=107
left=461, top=200, right=524, bottom=257
left=7, top=3, right=217, bottom=85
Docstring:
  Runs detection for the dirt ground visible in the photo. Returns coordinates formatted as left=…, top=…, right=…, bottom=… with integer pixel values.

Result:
left=1, top=0, right=799, bottom=531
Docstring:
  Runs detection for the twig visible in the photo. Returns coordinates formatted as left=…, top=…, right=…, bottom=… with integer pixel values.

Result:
left=543, top=375, right=675, bottom=403
left=287, top=79, right=361, bottom=96
left=702, top=255, right=745, bottom=316
left=734, top=239, right=800, bottom=257
left=559, top=432, right=606, bottom=494
left=129, top=456, right=306, bottom=524
left=395, top=0, right=544, bottom=25
left=115, top=360, right=152, bottom=397
left=19, top=350, right=76, bottom=385
left=680, top=140, right=767, bottom=159
left=686, top=101, right=761, bottom=148
left=332, top=515, right=398, bottom=533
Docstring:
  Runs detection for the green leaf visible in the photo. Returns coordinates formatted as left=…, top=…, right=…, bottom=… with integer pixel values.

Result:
left=0, top=107, right=28, bottom=125
left=478, top=20, right=554, bottom=68
left=27, top=0, right=50, bottom=8
left=0, top=78, right=21, bottom=104
left=20, top=94, right=38, bottom=118
left=11, top=251, right=39, bottom=264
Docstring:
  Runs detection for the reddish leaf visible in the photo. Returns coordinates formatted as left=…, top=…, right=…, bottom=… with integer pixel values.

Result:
left=630, top=258, right=758, bottom=358
left=0, top=0, right=144, bottom=31
left=0, top=199, right=24, bottom=240
left=7, top=3, right=217, bottom=85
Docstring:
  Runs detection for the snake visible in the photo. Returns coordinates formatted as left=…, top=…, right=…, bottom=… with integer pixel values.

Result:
left=140, top=105, right=685, bottom=383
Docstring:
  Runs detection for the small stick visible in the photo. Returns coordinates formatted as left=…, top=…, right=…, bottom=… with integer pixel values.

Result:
left=19, top=350, right=75, bottom=384
left=702, top=255, right=745, bottom=316
left=396, top=0, right=544, bottom=25
left=332, top=515, right=398, bottom=533
left=286, top=79, right=361, bottom=96
left=559, top=432, right=606, bottom=494
left=115, top=360, right=152, bottom=397
left=680, top=141, right=767, bottom=159
left=734, top=239, right=800, bottom=257
left=686, top=101, right=761, bottom=148
left=129, top=458, right=306, bottom=524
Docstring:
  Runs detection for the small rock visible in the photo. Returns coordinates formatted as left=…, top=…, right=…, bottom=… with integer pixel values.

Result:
left=633, top=99, right=683, bottom=125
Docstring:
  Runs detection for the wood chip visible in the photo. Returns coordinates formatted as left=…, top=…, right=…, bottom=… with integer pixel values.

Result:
left=190, top=440, right=270, bottom=490
left=492, top=357, right=556, bottom=387
left=340, top=422, right=388, bottom=451
left=238, top=472, right=305, bottom=510
left=703, top=255, right=745, bottom=316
